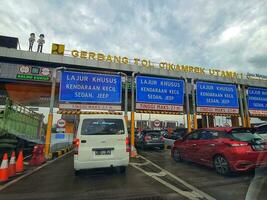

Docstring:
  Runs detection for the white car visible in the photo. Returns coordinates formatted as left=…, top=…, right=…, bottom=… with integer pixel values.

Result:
left=74, top=115, right=129, bottom=174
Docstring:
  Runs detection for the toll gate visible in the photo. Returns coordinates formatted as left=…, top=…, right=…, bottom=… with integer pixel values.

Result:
left=1, top=43, right=267, bottom=200
left=0, top=46, right=267, bottom=147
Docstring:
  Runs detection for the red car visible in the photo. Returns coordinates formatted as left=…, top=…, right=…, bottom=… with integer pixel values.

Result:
left=171, top=127, right=267, bottom=175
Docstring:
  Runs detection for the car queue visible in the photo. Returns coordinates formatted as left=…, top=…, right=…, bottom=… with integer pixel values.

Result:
left=135, top=125, right=267, bottom=176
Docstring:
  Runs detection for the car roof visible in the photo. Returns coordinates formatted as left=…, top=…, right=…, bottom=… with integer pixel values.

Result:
left=198, top=127, right=247, bottom=133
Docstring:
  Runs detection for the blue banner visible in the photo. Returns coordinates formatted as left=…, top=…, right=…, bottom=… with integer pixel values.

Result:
left=248, top=87, right=267, bottom=110
left=196, top=81, right=239, bottom=108
left=136, top=76, right=184, bottom=105
left=60, top=71, right=122, bottom=103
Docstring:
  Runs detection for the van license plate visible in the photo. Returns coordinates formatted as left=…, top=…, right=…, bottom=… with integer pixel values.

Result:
left=95, top=150, right=111, bottom=155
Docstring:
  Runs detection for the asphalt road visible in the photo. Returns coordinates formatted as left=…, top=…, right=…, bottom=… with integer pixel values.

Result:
left=0, top=150, right=266, bottom=200
left=0, top=152, right=185, bottom=200
left=139, top=149, right=267, bottom=200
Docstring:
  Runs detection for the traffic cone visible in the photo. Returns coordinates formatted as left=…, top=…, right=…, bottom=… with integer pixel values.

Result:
left=130, top=146, right=138, bottom=158
left=9, top=151, right=16, bottom=177
left=16, top=150, right=24, bottom=173
left=0, top=153, right=9, bottom=182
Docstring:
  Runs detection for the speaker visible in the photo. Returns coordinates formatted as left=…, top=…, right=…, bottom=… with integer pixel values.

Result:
left=0, top=35, right=19, bottom=49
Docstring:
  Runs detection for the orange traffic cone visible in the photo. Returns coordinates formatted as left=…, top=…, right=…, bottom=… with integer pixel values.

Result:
left=16, top=150, right=24, bottom=173
left=130, top=146, right=138, bottom=158
left=0, top=153, right=9, bottom=182
left=9, top=151, right=16, bottom=177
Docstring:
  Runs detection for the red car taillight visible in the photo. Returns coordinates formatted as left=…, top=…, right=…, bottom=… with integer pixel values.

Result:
left=73, top=138, right=80, bottom=155
left=126, top=136, right=130, bottom=152
left=144, top=135, right=151, bottom=141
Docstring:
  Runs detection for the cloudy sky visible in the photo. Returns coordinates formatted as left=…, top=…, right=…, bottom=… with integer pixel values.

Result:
left=0, top=0, right=267, bottom=74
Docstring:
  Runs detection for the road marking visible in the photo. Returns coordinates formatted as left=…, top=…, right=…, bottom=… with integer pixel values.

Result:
left=130, top=155, right=216, bottom=200
left=0, top=150, right=73, bottom=192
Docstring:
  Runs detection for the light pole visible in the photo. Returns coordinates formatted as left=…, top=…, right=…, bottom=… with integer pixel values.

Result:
left=44, top=67, right=65, bottom=158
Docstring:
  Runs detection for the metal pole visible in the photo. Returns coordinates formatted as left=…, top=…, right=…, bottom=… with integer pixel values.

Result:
left=191, top=79, right=197, bottom=129
left=184, top=78, right=192, bottom=133
left=242, top=85, right=250, bottom=127
left=118, top=72, right=128, bottom=124
left=206, top=115, right=209, bottom=128
left=44, top=68, right=57, bottom=158
left=238, top=84, right=245, bottom=127
left=44, top=67, right=65, bottom=158
left=130, top=72, right=137, bottom=157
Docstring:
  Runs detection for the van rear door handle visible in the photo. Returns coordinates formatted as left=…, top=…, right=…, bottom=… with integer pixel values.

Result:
left=81, top=140, right=86, bottom=143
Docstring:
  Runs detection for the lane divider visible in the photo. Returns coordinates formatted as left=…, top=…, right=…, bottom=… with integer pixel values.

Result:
left=130, top=155, right=216, bottom=200
left=49, top=146, right=73, bottom=160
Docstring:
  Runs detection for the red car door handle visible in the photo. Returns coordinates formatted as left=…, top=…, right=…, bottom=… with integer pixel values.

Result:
left=208, top=144, right=215, bottom=147
left=192, top=144, right=197, bottom=147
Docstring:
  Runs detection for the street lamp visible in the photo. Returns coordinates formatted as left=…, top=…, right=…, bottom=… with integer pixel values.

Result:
left=44, top=67, right=66, bottom=158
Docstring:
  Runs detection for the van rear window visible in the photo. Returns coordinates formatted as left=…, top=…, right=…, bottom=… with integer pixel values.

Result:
left=81, top=119, right=124, bottom=135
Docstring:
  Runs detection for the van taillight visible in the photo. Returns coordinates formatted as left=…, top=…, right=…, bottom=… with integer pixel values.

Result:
left=126, top=136, right=130, bottom=153
left=73, top=139, right=80, bottom=155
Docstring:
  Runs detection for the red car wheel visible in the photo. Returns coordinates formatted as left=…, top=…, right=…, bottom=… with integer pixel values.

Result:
left=213, top=155, right=230, bottom=175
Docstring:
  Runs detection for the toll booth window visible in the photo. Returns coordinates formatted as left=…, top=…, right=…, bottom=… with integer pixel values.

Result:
left=81, top=119, right=124, bottom=135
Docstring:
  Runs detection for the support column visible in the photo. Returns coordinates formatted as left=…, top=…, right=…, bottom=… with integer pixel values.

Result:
left=238, top=85, right=246, bottom=127
left=185, top=78, right=191, bottom=133
left=191, top=79, right=198, bottom=129
left=202, top=115, right=208, bottom=128
left=242, top=85, right=251, bottom=128
left=208, top=115, right=215, bottom=127
left=231, top=116, right=240, bottom=127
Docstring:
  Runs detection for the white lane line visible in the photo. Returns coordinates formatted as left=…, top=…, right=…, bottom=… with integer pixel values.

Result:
left=130, top=163, right=200, bottom=200
left=0, top=150, right=74, bottom=192
left=131, top=155, right=216, bottom=200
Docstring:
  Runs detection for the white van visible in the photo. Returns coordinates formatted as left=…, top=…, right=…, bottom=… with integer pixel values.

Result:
left=73, top=114, right=129, bottom=174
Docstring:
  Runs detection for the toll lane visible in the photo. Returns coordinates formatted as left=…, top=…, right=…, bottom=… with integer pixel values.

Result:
left=139, top=149, right=267, bottom=200
left=0, top=152, right=185, bottom=200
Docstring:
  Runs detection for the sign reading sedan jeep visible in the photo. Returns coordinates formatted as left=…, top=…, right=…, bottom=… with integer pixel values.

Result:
left=196, top=81, right=239, bottom=114
left=136, top=76, right=184, bottom=112
left=248, top=87, right=267, bottom=116
left=60, top=71, right=122, bottom=104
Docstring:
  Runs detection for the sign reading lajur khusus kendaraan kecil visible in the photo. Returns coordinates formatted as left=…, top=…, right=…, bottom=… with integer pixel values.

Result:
left=196, top=81, right=239, bottom=114
left=59, top=71, right=122, bottom=104
left=248, top=87, right=267, bottom=116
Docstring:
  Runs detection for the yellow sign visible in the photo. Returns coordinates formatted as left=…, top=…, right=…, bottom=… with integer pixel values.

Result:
left=51, top=43, right=65, bottom=55
left=71, top=50, right=246, bottom=79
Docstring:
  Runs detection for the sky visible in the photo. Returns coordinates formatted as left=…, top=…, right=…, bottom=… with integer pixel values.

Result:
left=0, top=0, right=267, bottom=125
left=0, top=0, right=267, bottom=75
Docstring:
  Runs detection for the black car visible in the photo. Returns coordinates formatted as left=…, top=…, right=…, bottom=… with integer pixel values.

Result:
left=135, top=130, right=164, bottom=150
